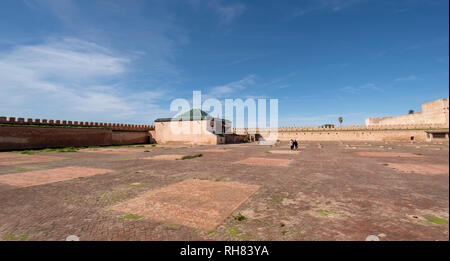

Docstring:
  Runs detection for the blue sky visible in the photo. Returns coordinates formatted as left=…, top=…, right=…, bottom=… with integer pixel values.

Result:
left=0, top=0, right=448, bottom=126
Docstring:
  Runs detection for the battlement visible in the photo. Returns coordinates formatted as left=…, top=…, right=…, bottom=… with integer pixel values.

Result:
left=233, top=123, right=449, bottom=134
left=366, top=98, right=449, bottom=126
left=0, top=116, right=155, bottom=132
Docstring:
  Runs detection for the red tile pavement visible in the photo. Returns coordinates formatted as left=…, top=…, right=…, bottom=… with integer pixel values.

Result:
left=0, top=153, right=63, bottom=166
left=234, top=157, right=291, bottom=167
left=110, top=179, right=260, bottom=231
left=0, top=166, right=114, bottom=187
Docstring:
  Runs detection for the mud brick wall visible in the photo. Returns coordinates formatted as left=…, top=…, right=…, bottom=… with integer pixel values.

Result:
left=0, top=126, right=113, bottom=151
left=111, top=131, right=149, bottom=145
left=0, top=116, right=156, bottom=150
left=234, top=124, right=449, bottom=142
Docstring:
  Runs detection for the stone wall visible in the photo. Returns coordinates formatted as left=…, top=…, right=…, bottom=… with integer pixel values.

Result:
left=275, top=129, right=428, bottom=141
left=0, top=126, right=112, bottom=150
left=111, top=131, right=149, bottom=145
left=366, top=98, right=449, bottom=126
left=154, top=120, right=221, bottom=145
left=0, top=116, right=154, bottom=131
left=0, top=116, right=154, bottom=151
left=234, top=123, right=449, bottom=142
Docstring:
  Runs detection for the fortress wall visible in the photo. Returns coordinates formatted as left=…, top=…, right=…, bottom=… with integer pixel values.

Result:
left=0, top=116, right=155, bottom=131
left=234, top=123, right=449, bottom=142
left=0, top=125, right=113, bottom=151
left=366, top=98, right=449, bottom=126
left=0, top=116, right=154, bottom=150
left=111, top=131, right=149, bottom=145
left=275, top=129, right=428, bottom=142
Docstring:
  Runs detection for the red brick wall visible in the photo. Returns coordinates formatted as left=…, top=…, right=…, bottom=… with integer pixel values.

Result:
left=111, top=131, right=149, bottom=145
left=0, top=126, right=150, bottom=151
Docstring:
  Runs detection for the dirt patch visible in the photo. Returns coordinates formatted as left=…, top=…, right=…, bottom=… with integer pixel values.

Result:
left=110, top=179, right=260, bottom=231
left=201, top=149, right=232, bottom=153
left=80, top=148, right=144, bottom=154
left=0, top=166, right=114, bottom=187
left=267, top=150, right=300, bottom=155
left=234, top=157, right=291, bottom=167
left=356, top=152, right=424, bottom=158
left=385, top=163, right=449, bottom=175
left=0, top=153, right=63, bottom=166
left=141, top=154, right=185, bottom=160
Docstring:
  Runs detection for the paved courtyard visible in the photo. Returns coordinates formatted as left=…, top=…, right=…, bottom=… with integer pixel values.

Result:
left=0, top=140, right=448, bottom=241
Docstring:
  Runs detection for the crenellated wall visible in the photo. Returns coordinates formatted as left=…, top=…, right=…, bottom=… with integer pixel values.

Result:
left=234, top=123, right=449, bottom=142
left=0, top=116, right=154, bottom=131
left=365, top=98, right=449, bottom=126
left=0, top=116, right=155, bottom=150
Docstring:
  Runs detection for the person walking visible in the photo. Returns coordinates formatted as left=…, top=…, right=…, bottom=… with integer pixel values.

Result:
left=290, top=139, right=294, bottom=150
left=293, top=140, right=298, bottom=151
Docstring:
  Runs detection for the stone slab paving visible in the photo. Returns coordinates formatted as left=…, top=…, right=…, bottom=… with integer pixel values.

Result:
left=386, top=163, right=449, bottom=175
left=0, top=153, right=63, bottom=166
left=80, top=148, right=147, bottom=154
left=110, top=179, right=260, bottom=231
left=141, top=154, right=185, bottom=160
left=0, top=166, right=113, bottom=187
left=0, top=141, right=448, bottom=241
left=356, top=152, right=424, bottom=158
left=268, top=150, right=300, bottom=154
left=234, top=157, right=292, bottom=167
left=200, top=149, right=232, bottom=153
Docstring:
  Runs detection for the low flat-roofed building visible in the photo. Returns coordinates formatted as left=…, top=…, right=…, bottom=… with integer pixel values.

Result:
left=154, top=109, right=239, bottom=145
left=425, top=130, right=449, bottom=142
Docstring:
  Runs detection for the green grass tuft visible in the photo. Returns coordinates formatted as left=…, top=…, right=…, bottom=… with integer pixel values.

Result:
left=121, top=214, right=142, bottom=220
left=424, top=215, right=449, bottom=225
left=2, top=233, right=28, bottom=241
left=316, top=209, right=339, bottom=216
left=181, top=153, right=203, bottom=160
left=228, top=228, right=238, bottom=237
left=20, top=150, right=36, bottom=155
left=3, top=234, right=16, bottom=240
left=233, top=213, right=248, bottom=221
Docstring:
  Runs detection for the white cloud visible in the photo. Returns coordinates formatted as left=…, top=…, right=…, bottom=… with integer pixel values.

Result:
left=0, top=38, right=168, bottom=124
left=288, top=0, right=365, bottom=19
left=4, top=38, right=128, bottom=80
left=210, top=1, right=246, bottom=24
left=207, top=75, right=255, bottom=98
left=340, top=83, right=382, bottom=94
left=190, top=0, right=246, bottom=24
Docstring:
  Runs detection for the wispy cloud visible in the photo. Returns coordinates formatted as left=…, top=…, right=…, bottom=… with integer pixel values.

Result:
left=287, top=0, right=365, bottom=19
left=226, top=55, right=260, bottom=65
left=190, top=0, right=246, bottom=24
left=395, top=75, right=419, bottom=81
left=340, top=83, right=382, bottom=94
left=405, top=37, right=449, bottom=51
left=0, top=38, right=169, bottom=123
left=206, top=75, right=256, bottom=98
left=261, top=72, right=296, bottom=88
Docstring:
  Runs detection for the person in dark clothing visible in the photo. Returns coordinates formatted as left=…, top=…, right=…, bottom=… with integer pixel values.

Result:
left=293, top=140, right=298, bottom=150
left=290, top=139, right=294, bottom=150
